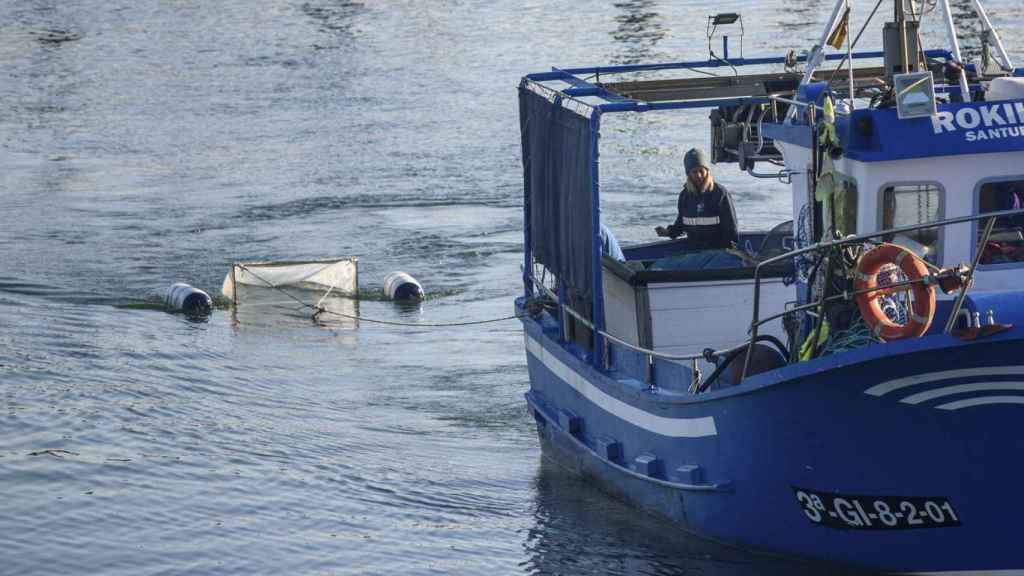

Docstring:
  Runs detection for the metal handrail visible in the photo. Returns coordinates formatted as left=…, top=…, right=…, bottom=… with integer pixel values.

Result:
left=769, top=94, right=849, bottom=118
left=528, top=272, right=725, bottom=362
left=743, top=207, right=1024, bottom=377
left=526, top=271, right=752, bottom=390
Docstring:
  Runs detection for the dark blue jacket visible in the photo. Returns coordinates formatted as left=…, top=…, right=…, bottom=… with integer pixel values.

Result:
left=665, top=182, right=738, bottom=249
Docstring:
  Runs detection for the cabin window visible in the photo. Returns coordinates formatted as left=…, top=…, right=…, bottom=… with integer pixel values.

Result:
left=881, top=183, right=944, bottom=264
left=977, top=179, right=1024, bottom=265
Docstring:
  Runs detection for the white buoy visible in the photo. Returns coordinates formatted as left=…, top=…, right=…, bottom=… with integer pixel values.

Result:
left=383, top=271, right=424, bottom=301
left=164, top=283, right=213, bottom=315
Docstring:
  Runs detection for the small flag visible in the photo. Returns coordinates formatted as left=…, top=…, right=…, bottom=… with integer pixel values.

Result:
left=827, top=6, right=850, bottom=50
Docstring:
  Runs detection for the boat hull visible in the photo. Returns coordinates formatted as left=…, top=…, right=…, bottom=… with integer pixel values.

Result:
left=521, top=310, right=1024, bottom=574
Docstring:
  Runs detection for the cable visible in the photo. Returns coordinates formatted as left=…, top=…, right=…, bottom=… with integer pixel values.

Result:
left=818, top=318, right=881, bottom=355
left=697, top=335, right=790, bottom=393
left=313, top=307, right=525, bottom=327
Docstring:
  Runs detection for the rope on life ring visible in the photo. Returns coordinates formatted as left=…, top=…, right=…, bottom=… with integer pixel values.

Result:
left=854, top=243, right=936, bottom=341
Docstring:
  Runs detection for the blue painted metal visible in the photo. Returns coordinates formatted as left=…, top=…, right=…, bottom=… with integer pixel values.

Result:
left=519, top=297, right=1024, bottom=572
left=562, top=86, right=602, bottom=97
left=760, top=83, right=1024, bottom=162
left=551, top=68, right=629, bottom=103
left=634, top=453, right=664, bottom=478
left=527, top=50, right=951, bottom=85
left=833, top=99, right=1024, bottom=162
left=675, top=464, right=704, bottom=485
left=590, top=111, right=605, bottom=371
left=597, top=96, right=771, bottom=114
left=549, top=51, right=892, bottom=77
left=621, top=232, right=770, bottom=261
left=526, top=50, right=956, bottom=116
left=761, top=122, right=814, bottom=148
left=596, top=435, right=623, bottom=462
left=558, top=408, right=583, bottom=435
left=796, top=81, right=830, bottom=106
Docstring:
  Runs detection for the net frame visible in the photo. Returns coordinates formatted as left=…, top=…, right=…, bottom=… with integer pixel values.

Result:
left=222, top=257, right=358, bottom=306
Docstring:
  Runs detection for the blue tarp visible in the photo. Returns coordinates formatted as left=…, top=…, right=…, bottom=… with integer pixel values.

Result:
left=519, top=87, right=595, bottom=308
left=649, top=249, right=752, bottom=271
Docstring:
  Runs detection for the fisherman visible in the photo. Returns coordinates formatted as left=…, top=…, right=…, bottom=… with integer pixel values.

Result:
left=655, top=148, right=738, bottom=249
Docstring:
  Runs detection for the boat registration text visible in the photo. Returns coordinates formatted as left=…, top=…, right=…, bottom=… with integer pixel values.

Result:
left=793, top=487, right=961, bottom=530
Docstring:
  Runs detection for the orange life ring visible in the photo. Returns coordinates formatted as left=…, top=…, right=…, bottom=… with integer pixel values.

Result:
left=854, top=244, right=936, bottom=341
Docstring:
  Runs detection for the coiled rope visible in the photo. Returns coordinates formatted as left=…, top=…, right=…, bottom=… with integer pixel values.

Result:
left=235, top=264, right=526, bottom=327
left=818, top=318, right=881, bottom=356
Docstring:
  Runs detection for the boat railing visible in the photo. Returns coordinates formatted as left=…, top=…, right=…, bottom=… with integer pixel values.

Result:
left=768, top=94, right=841, bottom=118
left=526, top=269, right=749, bottom=392
left=743, top=207, right=1024, bottom=378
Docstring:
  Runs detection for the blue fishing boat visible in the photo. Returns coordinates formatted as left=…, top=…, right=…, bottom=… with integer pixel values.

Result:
left=516, top=1, right=1024, bottom=572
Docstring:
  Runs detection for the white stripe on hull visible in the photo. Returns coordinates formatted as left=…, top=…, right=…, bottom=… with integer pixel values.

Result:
left=525, top=335, right=717, bottom=438
left=901, top=382, right=1024, bottom=404
left=901, top=565, right=1024, bottom=569
left=865, top=366, right=1024, bottom=397
left=937, top=396, right=1024, bottom=411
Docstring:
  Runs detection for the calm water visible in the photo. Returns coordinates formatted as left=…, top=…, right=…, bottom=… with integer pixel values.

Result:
left=2, top=1, right=1021, bottom=574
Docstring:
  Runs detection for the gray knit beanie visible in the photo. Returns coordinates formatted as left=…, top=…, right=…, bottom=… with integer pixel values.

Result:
left=684, top=148, right=710, bottom=173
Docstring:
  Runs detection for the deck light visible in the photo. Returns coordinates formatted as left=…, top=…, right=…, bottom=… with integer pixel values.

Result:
left=894, top=72, right=938, bottom=119
left=707, top=13, right=744, bottom=65
left=711, top=13, right=740, bottom=26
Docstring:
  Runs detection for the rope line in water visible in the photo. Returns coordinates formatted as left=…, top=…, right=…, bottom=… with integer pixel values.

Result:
left=236, top=264, right=526, bottom=328
left=312, top=307, right=525, bottom=327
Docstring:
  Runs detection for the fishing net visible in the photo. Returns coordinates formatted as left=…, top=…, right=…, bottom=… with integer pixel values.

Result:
left=221, top=258, right=358, bottom=302
left=877, top=263, right=909, bottom=325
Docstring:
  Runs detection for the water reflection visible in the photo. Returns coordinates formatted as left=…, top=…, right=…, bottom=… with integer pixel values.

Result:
left=523, top=458, right=869, bottom=576
left=300, top=0, right=365, bottom=49
left=772, top=0, right=829, bottom=46
left=611, top=0, right=666, bottom=65
left=950, top=0, right=983, bottom=62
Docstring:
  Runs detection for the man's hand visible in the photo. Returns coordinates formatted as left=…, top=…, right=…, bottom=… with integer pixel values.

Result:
left=654, top=226, right=670, bottom=237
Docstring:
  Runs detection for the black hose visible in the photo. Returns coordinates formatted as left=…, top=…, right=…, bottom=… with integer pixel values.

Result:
left=697, top=335, right=790, bottom=393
